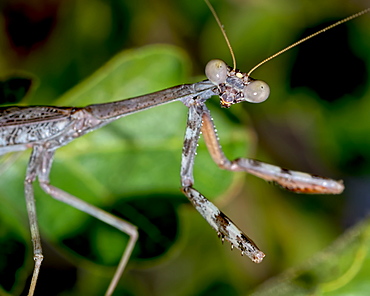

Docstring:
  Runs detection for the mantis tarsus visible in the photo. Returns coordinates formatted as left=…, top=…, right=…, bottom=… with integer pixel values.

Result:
left=1, top=3, right=369, bottom=296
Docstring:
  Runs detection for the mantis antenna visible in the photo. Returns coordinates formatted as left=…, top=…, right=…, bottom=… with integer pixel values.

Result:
left=205, top=0, right=237, bottom=70
left=247, top=8, right=370, bottom=77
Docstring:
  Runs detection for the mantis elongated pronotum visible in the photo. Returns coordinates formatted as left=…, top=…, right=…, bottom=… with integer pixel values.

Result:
left=1, top=1, right=369, bottom=295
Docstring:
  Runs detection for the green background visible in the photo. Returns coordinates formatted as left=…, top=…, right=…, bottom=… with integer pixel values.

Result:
left=0, top=0, right=369, bottom=295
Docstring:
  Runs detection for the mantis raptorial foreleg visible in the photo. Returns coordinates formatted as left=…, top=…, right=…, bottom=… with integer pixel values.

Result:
left=200, top=108, right=344, bottom=195
left=180, top=102, right=343, bottom=263
left=180, top=103, right=265, bottom=262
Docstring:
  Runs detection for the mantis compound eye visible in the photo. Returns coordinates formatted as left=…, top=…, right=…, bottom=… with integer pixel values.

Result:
left=205, top=59, right=227, bottom=85
left=243, top=80, right=270, bottom=103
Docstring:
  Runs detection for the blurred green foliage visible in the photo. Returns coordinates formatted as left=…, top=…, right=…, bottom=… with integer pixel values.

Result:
left=0, top=0, right=369, bottom=295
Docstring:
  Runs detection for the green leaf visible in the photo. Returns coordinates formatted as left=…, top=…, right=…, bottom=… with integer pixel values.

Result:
left=252, top=217, right=370, bottom=296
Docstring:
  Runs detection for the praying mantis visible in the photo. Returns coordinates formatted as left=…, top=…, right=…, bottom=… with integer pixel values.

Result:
left=1, top=1, right=369, bottom=295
